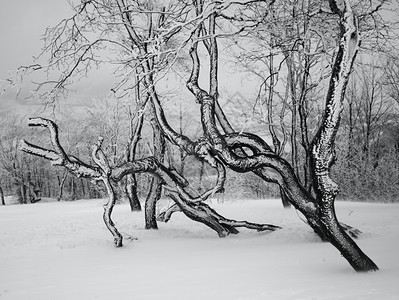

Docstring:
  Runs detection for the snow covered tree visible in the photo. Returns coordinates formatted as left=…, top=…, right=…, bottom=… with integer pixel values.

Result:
left=16, top=0, right=386, bottom=272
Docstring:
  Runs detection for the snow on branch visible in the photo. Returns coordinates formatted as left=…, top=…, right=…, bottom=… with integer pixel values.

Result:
left=20, top=118, right=280, bottom=243
left=20, top=118, right=101, bottom=178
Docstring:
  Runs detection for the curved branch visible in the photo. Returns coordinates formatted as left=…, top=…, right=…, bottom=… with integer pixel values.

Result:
left=208, top=12, right=235, bottom=134
left=147, top=86, right=196, bottom=155
left=20, top=118, right=101, bottom=178
left=92, top=137, right=123, bottom=247
left=223, top=132, right=283, bottom=184
left=27, top=118, right=68, bottom=164
left=164, top=189, right=279, bottom=236
left=113, top=155, right=280, bottom=235
left=21, top=118, right=281, bottom=242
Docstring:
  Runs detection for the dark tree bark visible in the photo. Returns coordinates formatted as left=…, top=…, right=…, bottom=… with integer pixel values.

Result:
left=144, top=176, right=162, bottom=230
left=286, top=54, right=300, bottom=179
left=17, top=180, right=27, bottom=204
left=198, top=160, right=205, bottom=193
left=125, top=75, right=145, bottom=212
left=57, top=170, right=67, bottom=201
left=267, top=49, right=291, bottom=208
left=69, top=176, right=77, bottom=200
left=0, top=185, right=5, bottom=205
left=308, top=0, right=378, bottom=272
left=298, top=55, right=313, bottom=193
left=144, top=99, right=166, bottom=230
left=178, top=104, right=187, bottom=175
left=125, top=174, right=141, bottom=211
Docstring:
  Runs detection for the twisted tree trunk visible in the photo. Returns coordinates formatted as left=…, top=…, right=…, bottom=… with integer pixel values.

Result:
left=21, top=118, right=280, bottom=246
left=184, top=0, right=378, bottom=272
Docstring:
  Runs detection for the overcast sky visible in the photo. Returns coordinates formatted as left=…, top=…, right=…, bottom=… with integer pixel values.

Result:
left=0, top=1, right=190, bottom=112
left=0, top=1, right=71, bottom=78
left=0, top=1, right=264, bottom=115
left=0, top=1, right=75, bottom=112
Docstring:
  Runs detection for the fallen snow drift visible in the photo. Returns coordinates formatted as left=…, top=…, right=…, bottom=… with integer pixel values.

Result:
left=0, top=199, right=398, bottom=300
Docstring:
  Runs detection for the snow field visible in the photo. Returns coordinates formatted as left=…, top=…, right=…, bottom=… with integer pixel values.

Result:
left=0, top=199, right=398, bottom=299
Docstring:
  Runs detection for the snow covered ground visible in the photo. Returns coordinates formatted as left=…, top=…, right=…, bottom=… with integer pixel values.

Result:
left=0, top=198, right=398, bottom=300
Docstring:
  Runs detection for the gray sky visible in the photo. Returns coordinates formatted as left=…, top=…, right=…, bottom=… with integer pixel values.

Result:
left=0, top=0, right=70, bottom=78
left=0, top=1, right=116, bottom=113
left=0, top=0, right=73, bottom=112
left=0, top=0, right=259, bottom=115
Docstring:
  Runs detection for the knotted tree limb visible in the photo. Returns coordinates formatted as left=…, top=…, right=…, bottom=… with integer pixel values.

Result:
left=155, top=159, right=225, bottom=223
left=185, top=12, right=297, bottom=207
left=188, top=54, right=319, bottom=219
left=149, top=71, right=285, bottom=222
left=20, top=118, right=281, bottom=244
left=184, top=0, right=377, bottom=272
left=156, top=135, right=278, bottom=223
left=114, top=157, right=280, bottom=235
left=182, top=4, right=363, bottom=241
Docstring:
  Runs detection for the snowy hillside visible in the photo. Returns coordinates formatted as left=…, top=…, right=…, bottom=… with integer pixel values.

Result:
left=0, top=199, right=398, bottom=299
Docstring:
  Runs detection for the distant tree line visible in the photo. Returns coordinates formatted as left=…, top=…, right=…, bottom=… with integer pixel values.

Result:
left=2, top=56, right=398, bottom=204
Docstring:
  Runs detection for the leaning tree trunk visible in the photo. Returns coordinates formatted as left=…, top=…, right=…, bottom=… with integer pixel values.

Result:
left=309, top=0, right=378, bottom=272
left=185, top=0, right=378, bottom=272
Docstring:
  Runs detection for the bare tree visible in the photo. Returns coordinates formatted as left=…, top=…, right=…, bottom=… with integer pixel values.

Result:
left=337, top=55, right=399, bottom=201
left=180, top=0, right=377, bottom=272
left=0, top=115, right=42, bottom=204
left=384, top=54, right=399, bottom=107
left=21, top=118, right=280, bottom=244
left=16, top=0, right=383, bottom=272
left=56, top=170, right=68, bottom=201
